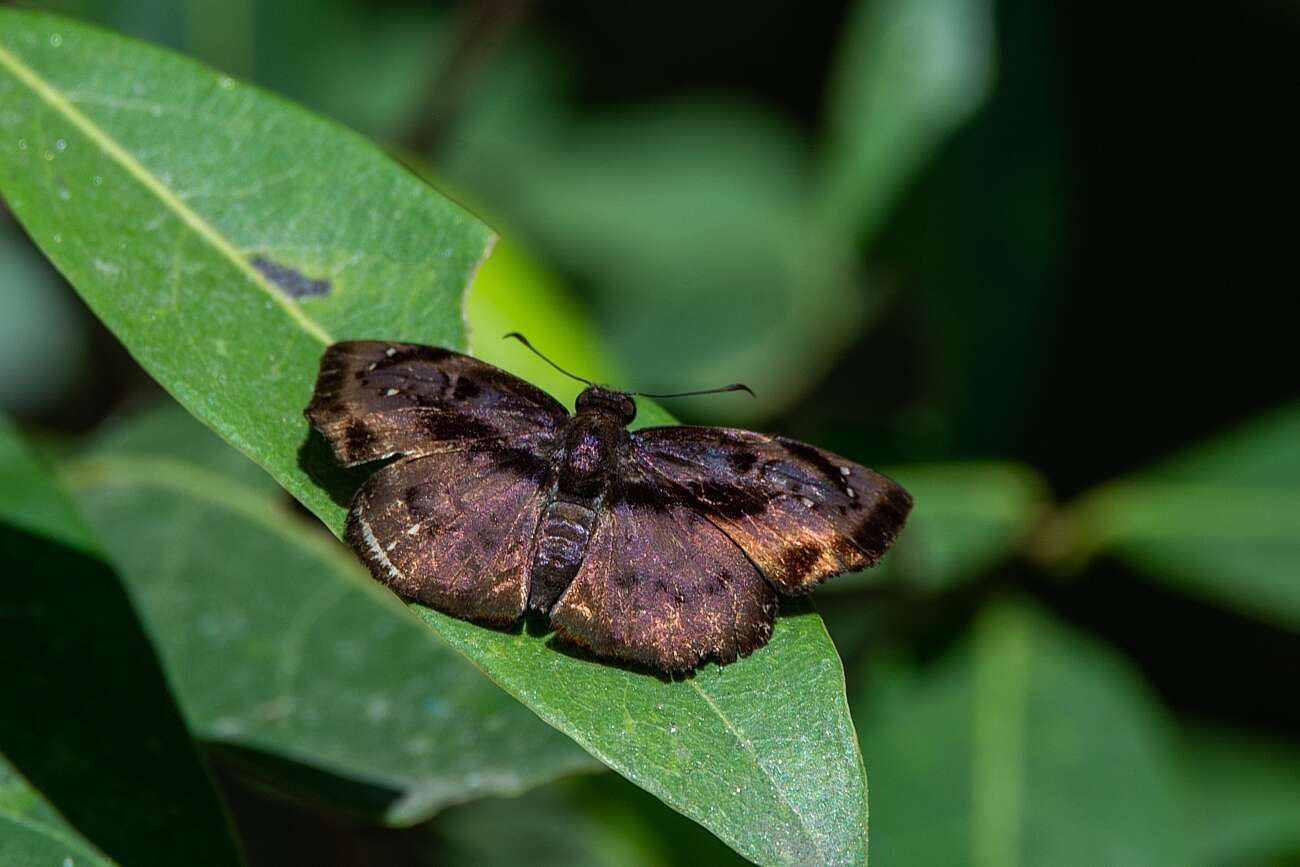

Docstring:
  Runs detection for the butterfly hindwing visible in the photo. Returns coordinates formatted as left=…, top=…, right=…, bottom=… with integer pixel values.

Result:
left=630, top=426, right=912, bottom=593
left=345, top=444, right=554, bottom=623
left=306, top=341, right=568, bottom=466
left=549, top=479, right=777, bottom=672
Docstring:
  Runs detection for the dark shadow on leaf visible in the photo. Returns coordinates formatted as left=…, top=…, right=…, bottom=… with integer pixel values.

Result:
left=544, top=632, right=679, bottom=683
left=0, top=525, right=241, bottom=867
left=205, top=741, right=405, bottom=823
left=297, top=426, right=370, bottom=509
left=405, top=599, right=526, bottom=637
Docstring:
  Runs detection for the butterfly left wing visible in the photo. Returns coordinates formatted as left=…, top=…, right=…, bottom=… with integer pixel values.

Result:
left=629, top=426, right=912, bottom=593
left=306, top=341, right=568, bottom=466
left=346, top=444, right=553, bottom=623
left=549, top=479, right=777, bottom=672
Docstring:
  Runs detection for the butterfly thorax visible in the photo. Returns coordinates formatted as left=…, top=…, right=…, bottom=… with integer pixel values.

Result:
left=528, top=397, right=632, bottom=611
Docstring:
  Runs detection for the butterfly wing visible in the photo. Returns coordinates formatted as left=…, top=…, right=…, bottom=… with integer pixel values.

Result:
left=629, top=426, right=912, bottom=593
left=306, top=341, right=568, bottom=466
left=549, top=477, right=777, bottom=672
left=346, top=444, right=554, bottom=623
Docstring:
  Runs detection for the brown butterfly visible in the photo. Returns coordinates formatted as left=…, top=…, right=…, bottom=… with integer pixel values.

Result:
left=305, top=336, right=911, bottom=673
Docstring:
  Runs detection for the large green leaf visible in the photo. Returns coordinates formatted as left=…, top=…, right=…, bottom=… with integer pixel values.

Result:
left=0, top=415, right=242, bottom=867
left=1, top=13, right=867, bottom=862
left=0, top=8, right=492, bottom=531
left=819, top=0, right=996, bottom=243
left=853, top=600, right=1188, bottom=866
left=1072, top=403, right=1300, bottom=629
left=65, top=404, right=599, bottom=826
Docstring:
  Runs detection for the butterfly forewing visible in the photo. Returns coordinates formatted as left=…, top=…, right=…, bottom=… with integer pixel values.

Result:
left=550, top=479, right=777, bottom=672
left=306, top=341, right=568, bottom=466
left=630, top=426, right=912, bottom=593
left=346, top=445, right=554, bottom=623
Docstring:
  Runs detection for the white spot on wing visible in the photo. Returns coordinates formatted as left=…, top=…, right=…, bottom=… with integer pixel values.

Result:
left=838, top=466, right=851, bottom=477
left=385, top=346, right=397, bottom=357
left=405, top=522, right=422, bottom=536
left=385, top=388, right=399, bottom=396
left=800, top=497, right=815, bottom=509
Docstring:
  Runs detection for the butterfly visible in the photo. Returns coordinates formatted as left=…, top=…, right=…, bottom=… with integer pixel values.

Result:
left=305, top=337, right=912, bottom=673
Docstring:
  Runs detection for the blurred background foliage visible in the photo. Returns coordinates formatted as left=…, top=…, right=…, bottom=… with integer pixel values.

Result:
left=2, top=0, right=1298, bottom=864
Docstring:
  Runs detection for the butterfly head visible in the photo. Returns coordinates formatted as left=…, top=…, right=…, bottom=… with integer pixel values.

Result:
left=576, top=385, right=637, bottom=425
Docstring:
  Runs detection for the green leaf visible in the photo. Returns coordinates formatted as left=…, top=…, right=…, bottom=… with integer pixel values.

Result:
left=1, top=14, right=867, bottom=862
left=819, top=0, right=996, bottom=243
left=417, top=601, right=865, bottom=866
left=827, top=463, right=1048, bottom=593
left=0, top=8, right=494, bottom=531
left=1072, top=402, right=1300, bottom=629
left=853, top=600, right=1188, bottom=867
left=1179, top=724, right=1300, bottom=865
left=64, top=404, right=599, bottom=826
left=0, top=415, right=242, bottom=867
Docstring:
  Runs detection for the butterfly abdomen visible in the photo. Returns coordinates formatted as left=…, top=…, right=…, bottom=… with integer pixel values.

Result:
left=530, top=500, right=598, bottom=611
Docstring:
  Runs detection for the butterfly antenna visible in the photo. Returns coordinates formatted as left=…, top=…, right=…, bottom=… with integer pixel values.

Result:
left=502, top=332, right=593, bottom=386
left=634, top=383, right=756, bottom=399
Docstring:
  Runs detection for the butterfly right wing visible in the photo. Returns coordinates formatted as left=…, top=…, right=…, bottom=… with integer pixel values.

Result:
left=630, top=426, right=912, bottom=594
left=306, top=341, right=569, bottom=466
left=346, top=443, right=555, bottom=623
left=549, top=477, right=777, bottom=672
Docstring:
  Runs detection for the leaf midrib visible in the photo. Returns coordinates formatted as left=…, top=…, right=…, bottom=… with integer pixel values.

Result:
left=0, top=39, right=334, bottom=345
left=688, top=678, right=827, bottom=863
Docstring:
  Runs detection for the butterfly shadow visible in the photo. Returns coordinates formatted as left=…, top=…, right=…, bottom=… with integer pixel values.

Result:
left=518, top=614, right=688, bottom=684
left=297, top=427, right=374, bottom=509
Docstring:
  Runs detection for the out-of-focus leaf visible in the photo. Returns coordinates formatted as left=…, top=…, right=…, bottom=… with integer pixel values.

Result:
left=1179, top=724, right=1300, bottom=865
left=437, top=772, right=747, bottom=867
left=827, top=462, right=1048, bottom=593
left=465, top=237, right=627, bottom=416
left=819, top=0, right=996, bottom=243
left=1, top=15, right=868, bottom=861
left=854, top=600, right=1188, bottom=866
left=446, top=97, right=861, bottom=424
left=1073, top=403, right=1300, bottom=629
left=0, top=415, right=242, bottom=867
left=65, top=404, right=599, bottom=826
left=0, top=9, right=494, bottom=531
left=0, top=229, right=88, bottom=416
left=254, top=2, right=447, bottom=139
left=0, top=809, right=108, bottom=867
